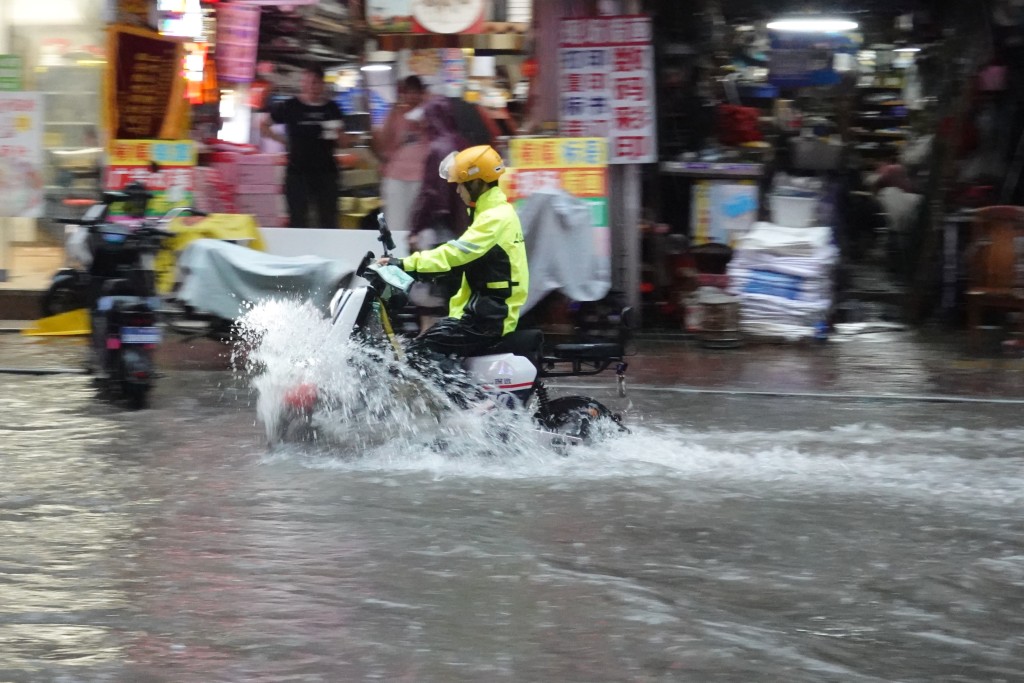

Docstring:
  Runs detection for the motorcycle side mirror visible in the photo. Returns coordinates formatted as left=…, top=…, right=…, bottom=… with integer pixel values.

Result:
left=356, top=251, right=375, bottom=278
left=377, top=212, right=396, bottom=253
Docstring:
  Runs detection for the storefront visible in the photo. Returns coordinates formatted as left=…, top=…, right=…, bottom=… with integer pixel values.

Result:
left=0, top=0, right=106, bottom=291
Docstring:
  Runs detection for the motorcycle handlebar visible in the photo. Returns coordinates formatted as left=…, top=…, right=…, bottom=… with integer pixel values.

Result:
left=377, top=213, right=396, bottom=254
left=356, top=251, right=375, bottom=278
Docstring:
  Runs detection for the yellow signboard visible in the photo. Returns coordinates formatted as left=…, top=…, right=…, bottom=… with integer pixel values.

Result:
left=503, top=137, right=609, bottom=228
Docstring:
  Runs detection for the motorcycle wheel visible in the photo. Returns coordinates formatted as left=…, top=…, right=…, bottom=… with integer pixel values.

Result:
left=535, top=395, right=624, bottom=445
left=123, top=382, right=150, bottom=410
left=273, top=413, right=317, bottom=446
left=41, top=280, right=85, bottom=317
left=120, top=349, right=153, bottom=410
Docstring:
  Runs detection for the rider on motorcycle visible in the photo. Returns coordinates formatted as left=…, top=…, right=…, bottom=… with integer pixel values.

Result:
left=378, top=144, right=529, bottom=364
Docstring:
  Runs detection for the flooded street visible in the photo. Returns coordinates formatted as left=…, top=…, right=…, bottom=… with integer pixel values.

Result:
left=2, top=333, right=1024, bottom=682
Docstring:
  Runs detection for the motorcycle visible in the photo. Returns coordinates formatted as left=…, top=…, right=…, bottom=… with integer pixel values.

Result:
left=268, top=216, right=631, bottom=451
left=56, top=191, right=177, bottom=408
left=44, top=189, right=207, bottom=319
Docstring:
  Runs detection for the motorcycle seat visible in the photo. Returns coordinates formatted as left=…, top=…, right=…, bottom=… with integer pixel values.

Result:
left=100, top=278, right=137, bottom=297
left=469, top=328, right=544, bottom=364
left=97, top=296, right=150, bottom=312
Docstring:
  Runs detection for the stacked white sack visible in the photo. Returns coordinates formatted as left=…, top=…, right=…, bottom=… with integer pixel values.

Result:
left=727, top=222, right=838, bottom=340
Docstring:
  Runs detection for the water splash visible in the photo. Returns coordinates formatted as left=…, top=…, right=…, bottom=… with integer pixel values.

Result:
left=235, top=299, right=584, bottom=461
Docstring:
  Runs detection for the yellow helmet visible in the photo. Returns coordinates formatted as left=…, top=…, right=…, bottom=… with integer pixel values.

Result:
left=439, top=145, right=505, bottom=184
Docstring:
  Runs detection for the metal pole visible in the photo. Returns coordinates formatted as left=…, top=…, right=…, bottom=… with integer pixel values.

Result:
left=610, top=163, right=643, bottom=325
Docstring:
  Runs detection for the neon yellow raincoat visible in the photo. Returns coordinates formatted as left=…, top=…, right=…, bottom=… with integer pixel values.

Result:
left=401, top=186, right=528, bottom=336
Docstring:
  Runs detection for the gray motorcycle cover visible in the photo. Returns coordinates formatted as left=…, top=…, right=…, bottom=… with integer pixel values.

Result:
left=175, top=239, right=351, bottom=321
left=516, top=190, right=611, bottom=313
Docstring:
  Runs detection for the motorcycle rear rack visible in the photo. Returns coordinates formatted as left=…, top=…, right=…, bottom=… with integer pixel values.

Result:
left=539, top=342, right=627, bottom=378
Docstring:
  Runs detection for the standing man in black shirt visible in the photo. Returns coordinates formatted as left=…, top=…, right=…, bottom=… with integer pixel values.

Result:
left=261, top=64, right=346, bottom=229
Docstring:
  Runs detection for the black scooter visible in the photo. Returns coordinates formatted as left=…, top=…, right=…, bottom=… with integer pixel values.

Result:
left=58, top=190, right=174, bottom=408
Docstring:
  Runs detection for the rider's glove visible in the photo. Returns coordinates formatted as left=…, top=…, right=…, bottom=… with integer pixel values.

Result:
left=388, top=258, right=403, bottom=270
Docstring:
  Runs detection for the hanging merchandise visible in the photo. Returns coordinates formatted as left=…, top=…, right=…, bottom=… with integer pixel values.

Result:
left=217, top=2, right=261, bottom=83
left=768, top=31, right=856, bottom=88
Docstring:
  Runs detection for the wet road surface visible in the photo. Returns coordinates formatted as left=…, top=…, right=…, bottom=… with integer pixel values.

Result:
left=2, top=331, right=1024, bottom=682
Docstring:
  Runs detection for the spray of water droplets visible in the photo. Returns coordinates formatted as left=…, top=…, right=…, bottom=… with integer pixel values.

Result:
left=233, top=299, right=581, bottom=464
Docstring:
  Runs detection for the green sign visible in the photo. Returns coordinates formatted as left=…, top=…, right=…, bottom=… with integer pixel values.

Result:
left=0, top=55, right=22, bottom=91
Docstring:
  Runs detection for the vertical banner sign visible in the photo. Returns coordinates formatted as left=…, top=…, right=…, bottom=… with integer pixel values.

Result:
left=504, top=137, right=609, bottom=229
left=0, top=56, right=23, bottom=91
left=440, top=48, right=467, bottom=96
left=216, top=2, right=261, bottom=83
left=107, top=25, right=187, bottom=140
left=0, top=92, right=45, bottom=217
left=559, top=16, right=657, bottom=164
left=104, top=139, right=196, bottom=216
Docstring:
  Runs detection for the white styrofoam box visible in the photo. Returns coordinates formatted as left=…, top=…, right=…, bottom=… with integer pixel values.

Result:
left=234, top=153, right=286, bottom=166
left=234, top=184, right=281, bottom=195
left=235, top=193, right=285, bottom=216
left=235, top=164, right=286, bottom=186
left=770, top=194, right=818, bottom=228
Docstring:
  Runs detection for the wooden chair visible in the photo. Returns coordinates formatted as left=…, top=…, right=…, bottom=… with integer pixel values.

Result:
left=964, top=206, right=1024, bottom=348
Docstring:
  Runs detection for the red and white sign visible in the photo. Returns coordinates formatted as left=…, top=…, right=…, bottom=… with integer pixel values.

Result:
left=0, top=92, right=44, bottom=218
left=559, top=16, right=657, bottom=164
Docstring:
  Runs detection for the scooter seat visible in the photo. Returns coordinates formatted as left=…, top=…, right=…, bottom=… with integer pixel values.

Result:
left=101, top=278, right=136, bottom=297
left=548, top=341, right=623, bottom=361
left=470, top=328, right=544, bottom=358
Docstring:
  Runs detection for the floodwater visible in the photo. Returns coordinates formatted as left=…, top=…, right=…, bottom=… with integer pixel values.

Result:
left=2, top=323, right=1024, bottom=682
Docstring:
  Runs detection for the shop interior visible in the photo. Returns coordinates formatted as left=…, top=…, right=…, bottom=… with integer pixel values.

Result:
left=640, top=0, right=1024, bottom=342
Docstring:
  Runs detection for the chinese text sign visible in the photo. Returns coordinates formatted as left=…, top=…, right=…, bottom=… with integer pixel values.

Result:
left=504, top=137, right=608, bottom=230
left=559, top=16, right=657, bottom=164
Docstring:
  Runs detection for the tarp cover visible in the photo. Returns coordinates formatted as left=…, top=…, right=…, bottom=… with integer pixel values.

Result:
left=517, top=190, right=611, bottom=313
left=176, top=239, right=351, bottom=321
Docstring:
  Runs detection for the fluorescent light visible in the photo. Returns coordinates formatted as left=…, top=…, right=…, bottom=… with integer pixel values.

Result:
left=767, top=18, right=859, bottom=33
left=360, top=64, right=392, bottom=72
left=53, top=147, right=103, bottom=156
left=894, top=47, right=921, bottom=53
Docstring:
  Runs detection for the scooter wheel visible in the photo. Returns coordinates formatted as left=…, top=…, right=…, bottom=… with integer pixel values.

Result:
left=124, top=382, right=150, bottom=410
left=41, top=281, right=85, bottom=317
left=273, top=413, right=317, bottom=446
left=535, top=395, right=625, bottom=445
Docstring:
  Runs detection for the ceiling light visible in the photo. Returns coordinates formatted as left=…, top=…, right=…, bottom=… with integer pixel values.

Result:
left=360, top=64, right=392, bottom=72
left=767, top=18, right=859, bottom=33
left=893, top=47, right=921, bottom=53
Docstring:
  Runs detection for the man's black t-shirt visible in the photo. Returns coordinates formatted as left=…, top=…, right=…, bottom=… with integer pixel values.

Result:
left=270, top=97, right=344, bottom=172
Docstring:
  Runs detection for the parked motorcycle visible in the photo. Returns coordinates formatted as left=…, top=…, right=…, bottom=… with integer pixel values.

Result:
left=269, top=216, right=631, bottom=451
left=43, top=188, right=206, bottom=319
left=56, top=191, right=176, bottom=408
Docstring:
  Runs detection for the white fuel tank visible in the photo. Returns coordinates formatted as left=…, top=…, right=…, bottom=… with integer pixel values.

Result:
left=463, top=352, right=537, bottom=393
